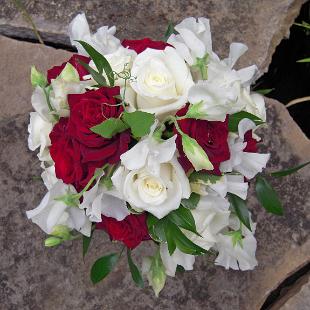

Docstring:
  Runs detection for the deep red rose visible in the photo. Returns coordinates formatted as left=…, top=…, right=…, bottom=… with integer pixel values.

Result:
left=96, top=214, right=150, bottom=249
left=47, top=54, right=91, bottom=83
left=49, top=87, right=131, bottom=191
left=244, top=130, right=258, bottom=153
left=174, top=105, right=230, bottom=174
left=122, top=38, right=170, bottom=54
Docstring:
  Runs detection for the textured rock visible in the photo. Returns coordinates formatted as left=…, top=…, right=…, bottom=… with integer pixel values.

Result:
left=0, top=0, right=306, bottom=75
left=269, top=272, right=310, bottom=310
left=0, top=35, right=310, bottom=309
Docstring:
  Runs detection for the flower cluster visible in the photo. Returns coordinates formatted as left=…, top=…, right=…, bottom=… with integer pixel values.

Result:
left=27, top=14, right=285, bottom=295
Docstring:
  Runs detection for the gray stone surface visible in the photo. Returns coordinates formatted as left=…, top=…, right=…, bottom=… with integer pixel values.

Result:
left=0, top=35, right=310, bottom=309
left=270, top=272, right=310, bottom=310
left=0, top=0, right=306, bottom=75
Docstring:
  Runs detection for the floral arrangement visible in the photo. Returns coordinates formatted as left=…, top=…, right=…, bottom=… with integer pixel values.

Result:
left=26, top=14, right=308, bottom=295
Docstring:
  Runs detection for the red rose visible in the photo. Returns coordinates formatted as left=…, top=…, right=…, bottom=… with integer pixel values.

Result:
left=244, top=130, right=258, bottom=153
left=96, top=214, right=150, bottom=249
left=122, top=38, right=170, bottom=54
left=50, top=87, right=131, bottom=191
left=47, top=54, right=91, bottom=83
left=174, top=105, right=230, bottom=174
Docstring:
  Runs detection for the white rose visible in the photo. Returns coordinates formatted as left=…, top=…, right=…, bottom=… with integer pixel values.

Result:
left=69, top=13, right=120, bottom=56
left=28, top=112, right=53, bottom=162
left=26, top=181, right=91, bottom=237
left=129, top=47, right=194, bottom=117
left=168, top=17, right=212, bottom=66
left=112, top=135, right=191, bottom=218
left=220, top=119, right=270, bottom=179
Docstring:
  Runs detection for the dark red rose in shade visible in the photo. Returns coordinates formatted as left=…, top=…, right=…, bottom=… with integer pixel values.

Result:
left=96, top=214, right=150, bottom=249
left=47, top=54, right=91, bottom=83
left=244, top=130, right=258, bottom=153
left=122, top=38, right=170, bottom=54
left=49, top=87, right=131, bottom=191
left=174, top=105, right=230, bottom=175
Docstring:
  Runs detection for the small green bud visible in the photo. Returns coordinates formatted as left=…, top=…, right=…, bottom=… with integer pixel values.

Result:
left=54, top=193, right=79, bottom=207
left=59, top=63, right=79, bottom=82
left=225, top=230, right=243, bottom=248
left=31, top=66, right=47, bottom=88
left=185, top=101, right=207, bottom=120
left=192, top=53, right=209, bottom=80
left=51, top=225, right=71, bottom=240
left=181, top=134, right=214, bottom=171
left=44, top=236, right=62, bottom=247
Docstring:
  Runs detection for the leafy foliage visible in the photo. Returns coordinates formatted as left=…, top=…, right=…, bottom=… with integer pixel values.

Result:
left=90, top=253, right=119, bottom=284
left=75, top=40, right=115, bottom=86
left=164, top=22, right=177, bottom=41
left=127, top=249, right=144, bottom=288
left=270, top=161, right=310, bottom=177
left=255, top=176, right=283, bottom=215
left=181, top=192, right=200, bottom=210
left=228, top=193, right=252, bottom=231
left=122, top=111, right=155, bottom=137
left=91, top=118, right=129, bottom=139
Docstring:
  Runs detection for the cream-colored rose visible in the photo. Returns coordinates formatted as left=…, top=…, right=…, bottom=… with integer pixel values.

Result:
left=129, top=47, right=193, bottom=117
left=111, top=135, right=191, bottom=218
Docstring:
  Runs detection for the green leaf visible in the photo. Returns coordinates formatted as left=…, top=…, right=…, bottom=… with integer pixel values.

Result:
left=297, top=57, right=310, bottom=63
left=168, top=206, right=201, bottom=236
left=181, top=192, right=200, bottom=210
left=83, top=234, right=92, bottom=258
left=75, top=40, right=114, bottom=86
left=189, top=171, right=222, bottom=185
left=78, top=60, right=107, bottom=86
left=228, top=193, right=252, bottom=231
left=165, top=221, right=207, bottom=255
left=127, top=249, right=144, bottom=288
left=164, top=219, right=177, bottom=255
left=91, top=118, right=129, bottom=139
left=164, top=21, right=177, bottom=41
left=255, top=176, right=283, bottom=215
left=31, top=66, right=47, bottom=88
left=255, top=88, right=274, bottom=95
left=122, top=111, right=155, bottom=137
left=270, top=161, right=310, bottom=177
left=147, top=214, right=161, bottom=242
left=228, top=111, right=265, bottom=132
left=90, top=253, right=119, bottom=284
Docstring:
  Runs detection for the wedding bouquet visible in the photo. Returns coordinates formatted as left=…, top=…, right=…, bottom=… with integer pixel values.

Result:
left=26, top=14, right=306, bottom=295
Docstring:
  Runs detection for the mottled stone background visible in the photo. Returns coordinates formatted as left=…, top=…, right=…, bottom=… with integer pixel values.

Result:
left=0, top=1, right=309, bottom=309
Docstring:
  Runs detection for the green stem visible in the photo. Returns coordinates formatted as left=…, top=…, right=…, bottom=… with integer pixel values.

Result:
left=12, top=0, right=44, bottom=44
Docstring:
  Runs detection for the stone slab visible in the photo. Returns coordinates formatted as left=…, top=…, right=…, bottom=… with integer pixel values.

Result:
left=0, top=0, right=306, bottom=75
left=0, top=35, right=310, bottom=309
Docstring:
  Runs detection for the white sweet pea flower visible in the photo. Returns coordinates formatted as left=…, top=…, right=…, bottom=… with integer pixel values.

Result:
left=160, top=243, right=195, bottom=277
left=31, top=87, right=53, bottom=122
left=191, top=174, right=248, bottom=200
left=69, top=13, right=120, bottom=56
left=80, top=174, right=129, bottom=222
left=26, top=181, right=91, bottom=237
left=188, top=43, right=259, bottom=121
left=41, top=165, right=58, bottom=190
left=240, top=87, right=267, bottom=121
left=112, top=135, right=191, bottom=219
left=187, top=195, right=230, bottom=250
left=220, top=119, right=270, bottom=179
left=49, top=63, right=91, bottom=117
left=167, top=17, right=212, bottom=66
left=129, top=47, right=194, bottom=117
left=214, top=233, right=257, bottom=270
left=28, top=112, right=53, bottom=162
